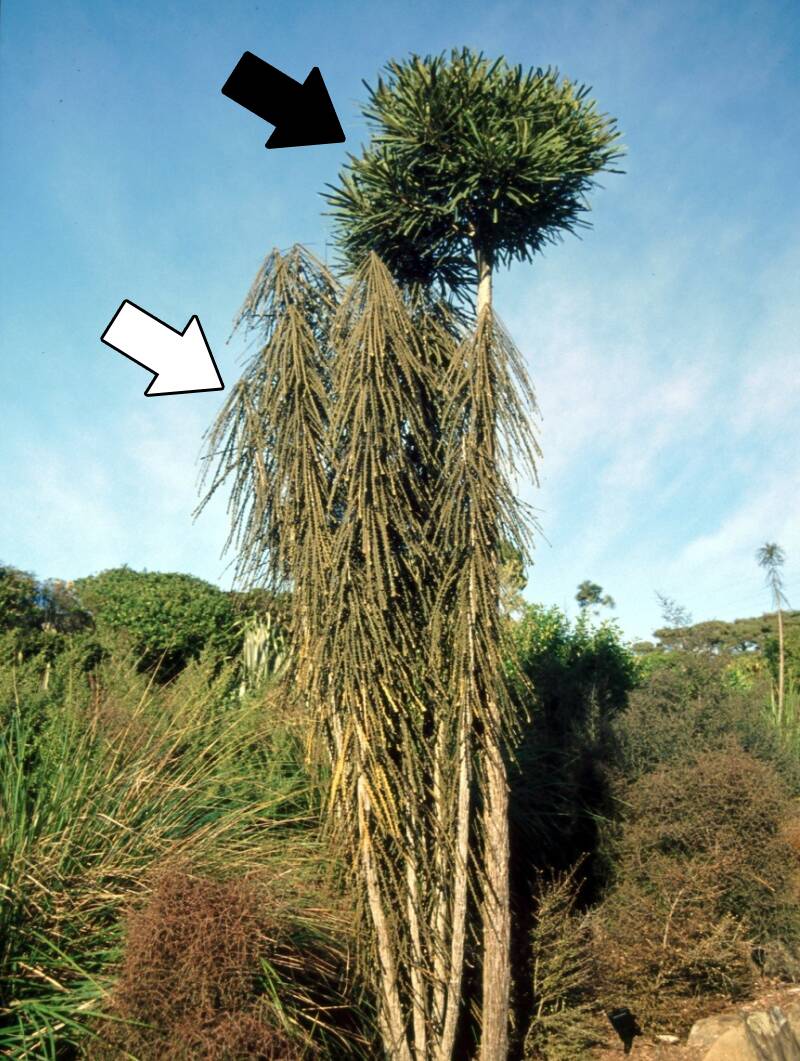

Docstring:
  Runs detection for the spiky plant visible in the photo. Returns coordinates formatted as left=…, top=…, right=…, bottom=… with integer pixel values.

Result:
left=324, top=46, right=621, bottom=1058
left=197, top=247, right=474, bottom=1059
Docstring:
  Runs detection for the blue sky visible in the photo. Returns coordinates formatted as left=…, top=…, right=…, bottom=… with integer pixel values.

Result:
left=2, top=0, right=798, bottom=644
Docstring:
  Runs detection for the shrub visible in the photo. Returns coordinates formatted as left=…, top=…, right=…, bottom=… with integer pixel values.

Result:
left=522, top=864, right=606, bottom=1060
left=611, top=652, right=800, bottom=794
left=506, top=606, right=636, bottom=902
left=591, top=743, right=800, bottom=1031
left=88, top=869, right=304, bottom=1059
left=74, top=566, right=239, bottom=680
left=88, top=865, right=376, bottom=1060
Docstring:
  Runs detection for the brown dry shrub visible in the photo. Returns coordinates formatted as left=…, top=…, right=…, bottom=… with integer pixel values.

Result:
left=591, top=854, right=756, bottom=1032
left=88, top=866, right=305, bottom=1060
left=590, top=742, right=800, bottom=1034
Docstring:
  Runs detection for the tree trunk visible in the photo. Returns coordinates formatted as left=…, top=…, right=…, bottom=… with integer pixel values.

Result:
left=475, top=248, right=512, bottom=1061
left=778, top=604, right=785, bottom=723
left=357, top=772, right=413, bottom=1061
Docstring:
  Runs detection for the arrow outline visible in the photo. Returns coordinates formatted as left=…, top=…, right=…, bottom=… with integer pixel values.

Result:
left=100, top=299, right=224, bottom=397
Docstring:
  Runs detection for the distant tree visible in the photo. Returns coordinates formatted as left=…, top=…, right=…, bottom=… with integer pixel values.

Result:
left=576, top=580, right=615, bottom=614
left=757, top=543, right=788, bottom=720
left=655, top=591, right=692, bottom=630
left=499, top=538, right=528, bottom=620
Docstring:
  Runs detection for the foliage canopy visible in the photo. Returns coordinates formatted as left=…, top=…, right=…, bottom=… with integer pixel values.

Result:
left=324, top=47, right=623, bottom=302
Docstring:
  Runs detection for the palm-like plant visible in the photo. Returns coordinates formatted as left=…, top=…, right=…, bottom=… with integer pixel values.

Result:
left=324, top=46, right=622, bottom=1058
left=199, top=47, right=621, bottom=1060
left=757, top=542, right=788, bottom=722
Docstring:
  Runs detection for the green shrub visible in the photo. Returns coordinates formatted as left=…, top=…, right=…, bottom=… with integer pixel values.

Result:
left=74, top=566, right=240, bottom=680
left=506, top=606, right=636, bottom=899
left=611, top=652, right=800, bottom=794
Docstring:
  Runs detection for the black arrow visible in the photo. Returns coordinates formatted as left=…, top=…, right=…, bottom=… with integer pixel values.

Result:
left=221, top=51, right=345, bottom=149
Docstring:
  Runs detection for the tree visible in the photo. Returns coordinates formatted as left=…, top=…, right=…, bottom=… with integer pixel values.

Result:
left=74, top=567, right=237, bottom=680
left=756, top=543, right=788, bottom=721
left=576, top=580, right=616, bottom=615
left=201, top=46, right=621, bottom=1061
left=655, top=591, right=692, bottom=630
left=499, top=538, right=528, bottom=621
left=325, top=46, right=621, bottom=1061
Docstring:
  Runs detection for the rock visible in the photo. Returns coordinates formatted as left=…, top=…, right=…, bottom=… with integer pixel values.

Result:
left=688, top=1014, right=745, bottom=1051
left=783, top=1001, right=800, bottom=1040
left=655, top=1033, right=680, bottom=1043
left=698, top=1006, right=800, bottom=1060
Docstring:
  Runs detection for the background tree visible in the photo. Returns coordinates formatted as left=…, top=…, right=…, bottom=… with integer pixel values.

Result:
left=325, top=47, right=621, bottom=1059
left=757, top=543, right=788, bottom=721
left=575, top=580, right=616, bottom=615
left=499, top=539, right=528, bottom=621
left=655, top=591, right=692, bottom=630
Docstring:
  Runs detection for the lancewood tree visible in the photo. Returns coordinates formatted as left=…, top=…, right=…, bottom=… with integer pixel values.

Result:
left=197, top=246, right=492, bottom=1060
left=757, top=542, right=788, bottom=721
left=325, top=47, right=622, bottom=1058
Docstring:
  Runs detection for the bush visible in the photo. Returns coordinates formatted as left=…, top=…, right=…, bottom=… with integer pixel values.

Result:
left=506, top=606, right=636, bottom=901
left=88, top=865, right=376, bottom=1060
left=611, top=652, right=800, bottom=794
left=522, top=864, right=606, bottom=1060
left=591, top=742, right=800, bottom=1031
left=88, top=869, right=304, bottom=1059
left=74, top=566, right=240, bottom=680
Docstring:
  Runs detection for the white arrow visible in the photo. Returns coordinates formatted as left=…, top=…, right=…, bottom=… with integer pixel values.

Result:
left=101, top=300, right=224, bottom=396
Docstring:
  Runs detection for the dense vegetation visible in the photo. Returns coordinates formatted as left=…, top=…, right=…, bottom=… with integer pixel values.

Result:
left=2, top=560, right=799, bottom=1058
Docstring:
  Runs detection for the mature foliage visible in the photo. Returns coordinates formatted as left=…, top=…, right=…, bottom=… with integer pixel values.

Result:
left=324, top=48, right=622, bottom=305
left=575, top=580, right=615, bottom=613
left=592, top=743, right=800, bottom=1031
left=74, top=566, right=238, bottom=679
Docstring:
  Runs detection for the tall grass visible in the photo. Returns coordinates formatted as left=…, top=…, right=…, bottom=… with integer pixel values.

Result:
left=0, top=650, right=372, bottom=1058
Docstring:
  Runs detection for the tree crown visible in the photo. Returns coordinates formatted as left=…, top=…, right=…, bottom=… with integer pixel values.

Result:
left=323, top=47, right=623, bottom=302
